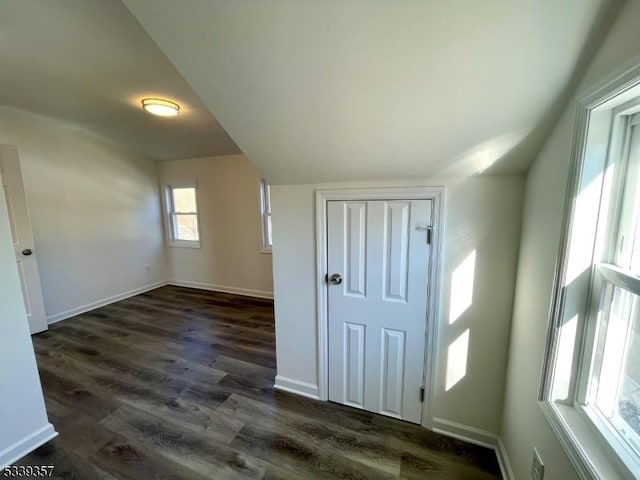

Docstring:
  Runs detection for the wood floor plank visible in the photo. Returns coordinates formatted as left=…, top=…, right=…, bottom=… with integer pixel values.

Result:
left=100, top=405, right=266, bottom=480
left=15, top=440, right=118, bottom=480
left=232, top=421, right=396, bottom=480
left=34, top=350, right=237, bottom=440
left=91, top=439, right=212, bottom=480
left=45, top=317, right=221, bottom=368
left=217, top=392, right=490, bottom=478
left=221, top=394, right=402, bottom=478
left=34, top=330, right=227, bottom=390
left=105, top=301, right=277, bottom=344
left=18, top=286, right=501, bottom=479
left=75, top=310, right=277, bottom=368
left=212, top=355, right=276, bottom=380
left=37, top=368, right=120, bottom=420
left=35, top=349, right=188, bottom=411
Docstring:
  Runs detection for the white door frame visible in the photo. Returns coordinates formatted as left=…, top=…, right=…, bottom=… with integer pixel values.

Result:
left=315, top=186, right=445, bottom=427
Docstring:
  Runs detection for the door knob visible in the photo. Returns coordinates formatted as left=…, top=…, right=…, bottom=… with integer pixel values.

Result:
left=22, top=248, right=33, bottom=256
left=327, top=273, right=343, bottom=285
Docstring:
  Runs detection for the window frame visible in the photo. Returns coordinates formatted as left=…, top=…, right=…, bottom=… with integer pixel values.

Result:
left=541, top=57, right=640, bottom=480
left=164, top=180, right=201, bottom=248
left=259, top=179, right=272, bottom=253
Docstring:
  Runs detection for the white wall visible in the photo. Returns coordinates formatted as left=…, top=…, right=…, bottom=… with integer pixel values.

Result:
left=158, top=154, right=273, bottom=298
left=271, top=176, right=524, bottom=437
left=501, top=2, right=640, bottom=479
left=0, top=107, right=166, bottom=322
left=0, top=163, right=55, bottom=467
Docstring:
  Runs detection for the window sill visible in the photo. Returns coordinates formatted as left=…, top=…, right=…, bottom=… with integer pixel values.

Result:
left=539, top=401, right=637, bottom=480
left=168, top=240, right=201, bottom=249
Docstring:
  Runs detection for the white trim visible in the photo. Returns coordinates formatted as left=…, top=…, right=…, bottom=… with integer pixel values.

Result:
left=431, top=417, right=514, bottom=480
left=0, top=423, right=57, bottom=469
left=47, top=280, right=274, bottom=324
left=163, top=179, right=202, bottom=248
left=578, top=54, right=640, bottom=112
left=168, top=280, right=274, bottom=300
left=314, top=186, right=445, bottom=427
left=432, top=417, right=500, bottom=449
left=597, top=263, right=640, bottom=293
left=540, top=402, right=601, bottom=480
left=423, top=188, right=446, bottom=428
left=540, top=402, right=636, bottom=480
left=46, top=281, right=168, bottom=324
left=496, top=437, right=517, bottom=480
left=273, top=375, right=320, bottom=400
left=167, top=239, right=201, bottom=249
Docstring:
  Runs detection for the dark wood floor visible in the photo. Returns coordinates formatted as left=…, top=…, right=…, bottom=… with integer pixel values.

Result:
left=18, top=285, right=501, bottom=479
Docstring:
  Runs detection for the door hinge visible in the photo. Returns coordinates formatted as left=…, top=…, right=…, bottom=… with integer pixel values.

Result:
left=426, top=226, right=433, bottom=245
left=420, top=386, right=425, bottom=402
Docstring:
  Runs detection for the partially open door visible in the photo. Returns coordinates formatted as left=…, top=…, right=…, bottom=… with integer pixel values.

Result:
left=0, top=145, right=48, bottom=334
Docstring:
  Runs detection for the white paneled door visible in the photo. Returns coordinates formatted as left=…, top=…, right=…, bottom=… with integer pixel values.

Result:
left=327, top=199, right=431, bottom=424
left=0, top=146, right=48, bottom=334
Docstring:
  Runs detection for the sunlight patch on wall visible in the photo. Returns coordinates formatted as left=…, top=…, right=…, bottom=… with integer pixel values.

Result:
left=550, top=314, right=578, bottom=402
left=565, top=172, right=603, bottom=286
left=449, top=250, right=476, bottom=324
left=439, top=129, right=529, bottom=176
left=446, top=328, right=470, bottom=392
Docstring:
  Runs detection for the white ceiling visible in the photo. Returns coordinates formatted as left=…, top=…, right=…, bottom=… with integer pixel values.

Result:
left=123, top=0, right=618, bottom=183
left=0, top=1, right=239, bottom=160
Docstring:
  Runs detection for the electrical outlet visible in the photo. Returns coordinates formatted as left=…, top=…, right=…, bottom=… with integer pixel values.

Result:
left=144, top=265, right=151, bottom=274
left=531, top=448, right=544, bottom=480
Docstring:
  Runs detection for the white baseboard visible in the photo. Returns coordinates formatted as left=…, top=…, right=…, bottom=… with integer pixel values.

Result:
left=168, top=280, right=274, bottom=300
left=432, top=417, right=514, bottom=480
left=46, top=279, right=273, bottom=325
left=496, top=437, right=516, bottom=480
left=46, top=281, right=168, bottom=324
left=0, top=423, right=57, bottom=469
left=432, top=417, right=498, bottom=449
left=274, top=375, right=320, bottom=400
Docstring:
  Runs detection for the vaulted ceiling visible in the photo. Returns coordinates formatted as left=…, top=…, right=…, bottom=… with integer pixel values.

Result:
left=123, top=0, right=619, bottom=183
left=0, top=1, right=619, bottom=182
left=0, top=1, right=239, bottom=160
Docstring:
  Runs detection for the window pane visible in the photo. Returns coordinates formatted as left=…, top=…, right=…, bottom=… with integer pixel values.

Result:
left=173, top=213, right=199, bottom=241
left=619, top=125, right=640, bottom=273
left=591, top=284, right=640, bottom=453
left=620, top=319, right=640, bottom=446
left=265, top=183, right=272, bottom=214
left=172, top=187, right=197, bottom=213
left=259, top=180, right=272, bottom=249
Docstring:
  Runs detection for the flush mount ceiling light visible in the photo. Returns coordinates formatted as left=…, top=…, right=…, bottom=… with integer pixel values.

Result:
left=141, top=98, right=180, bottom=117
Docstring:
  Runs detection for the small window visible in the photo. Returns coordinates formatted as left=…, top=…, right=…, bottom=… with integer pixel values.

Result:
left=259, top=179, right=272, bottom=252
left=165, top=182, right=200, bottom=248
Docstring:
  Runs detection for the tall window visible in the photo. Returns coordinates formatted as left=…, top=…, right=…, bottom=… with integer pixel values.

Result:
left=259, top=179, right=272, bottom=252
left=165, top=182, right=200, bottom=248
left=587, top=113, right=640, bottom=459
left=543, top=71, right=640, bottom=479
